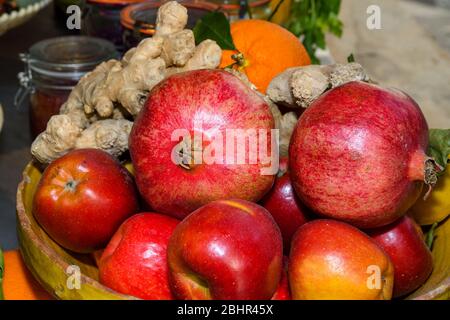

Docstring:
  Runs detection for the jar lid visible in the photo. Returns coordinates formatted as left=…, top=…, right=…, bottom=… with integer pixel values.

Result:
left=121, top=1, right=220, bottom=35
left=87, top=0, right=144, bottom=6
left=214, top=0, right=270, bottom=10
left=14, top=36, right=118, bottom=110
left=28, top=36, right=118, bottom=80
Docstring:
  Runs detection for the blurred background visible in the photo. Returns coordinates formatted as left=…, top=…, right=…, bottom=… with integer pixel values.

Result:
left=1, top=0, right=450, bottom=250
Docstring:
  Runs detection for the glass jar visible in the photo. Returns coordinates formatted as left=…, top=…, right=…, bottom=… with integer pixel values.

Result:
left=15, top=36, right=118, bottom=138
left=82, top=0, right=146, bottom=52
left=209, top=0, right=272, bottom=21
left=120, top=0, right=220, bottom=50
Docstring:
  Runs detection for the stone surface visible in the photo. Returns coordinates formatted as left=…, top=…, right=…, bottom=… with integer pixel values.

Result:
left=0, top=5, right=72, bottom=250
left=327, top=0, right=450, bottom=128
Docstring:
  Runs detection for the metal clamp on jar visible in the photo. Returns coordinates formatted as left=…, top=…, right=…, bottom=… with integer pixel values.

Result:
left=15, top=36, right=118, bottom=138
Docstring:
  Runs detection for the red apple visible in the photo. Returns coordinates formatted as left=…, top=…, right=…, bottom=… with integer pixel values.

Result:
left=167, top=199, right=283, bottom=300
left=130, top=69, right=276, bottom=219
left=289, top=219, right=394, bottom=300
left=33, top=149, right=139, bottom=253
left=271, top=257, right=291, bottom=300
left=261, top=158, right=309, bottom=251
left=99, top=213, right=179, bottom=300
left=367, top=215, right=433, bottom=297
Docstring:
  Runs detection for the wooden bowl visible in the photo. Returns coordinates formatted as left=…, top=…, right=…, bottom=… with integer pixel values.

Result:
left=17, top=162, right=450, bottom=300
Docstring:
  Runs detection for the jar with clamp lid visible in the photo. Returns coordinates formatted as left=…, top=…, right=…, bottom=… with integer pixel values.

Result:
left=15, top=36, right=118, bottom=138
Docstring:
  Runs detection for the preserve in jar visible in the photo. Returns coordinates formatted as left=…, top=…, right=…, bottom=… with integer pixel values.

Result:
left=120, top=0, right=220, bottom=50
left=82, top=0, right=145, bottom=52
left=15, top=36, right=118, bottom=138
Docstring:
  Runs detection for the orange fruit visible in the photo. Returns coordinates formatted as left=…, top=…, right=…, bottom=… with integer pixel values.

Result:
left=220, top=19, right=311, bottom=94
left=2, top=250, right=52, bottom=300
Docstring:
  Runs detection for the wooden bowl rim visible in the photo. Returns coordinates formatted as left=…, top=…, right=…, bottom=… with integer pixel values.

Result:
left=16, top=162, right=138, bottom=300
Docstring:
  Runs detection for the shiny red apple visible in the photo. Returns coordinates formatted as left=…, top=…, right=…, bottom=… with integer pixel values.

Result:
left=367, top=215, right=433, bottom=297
left=130, top=69, right=276, bottom=219
left=261, top=157, right=310, bottom=251
left=271, top=257, right=291, bottom=300
left=99, top=213, right=179, bottom=300
left=289, top=219, right=394, bottom=300
left=33, top=149, right=139, bottom=253
left=167, top=199, right=283, bottom=300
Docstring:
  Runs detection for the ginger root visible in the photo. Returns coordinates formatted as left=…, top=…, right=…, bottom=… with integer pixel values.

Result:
left=267, top=63, right=370, bottom=108
left=31, top=1, right=222, bottom=164
left=31, top=115, right=84, bottom=164
left=75, top=119, right=133, bottom=158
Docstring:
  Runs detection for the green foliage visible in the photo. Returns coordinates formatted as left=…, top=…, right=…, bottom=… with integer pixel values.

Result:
left=425, top=223, right=438, bottom=250
left=347, top=53, right=355, bottom=63
left=286, top=0, right=343, bottom=64
left=193, top=11, right=236, bottom=50
left=428, top=129, right=450, bottom=171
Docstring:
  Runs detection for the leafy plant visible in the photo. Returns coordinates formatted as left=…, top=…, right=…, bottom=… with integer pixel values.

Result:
left=286, top=0, right=343, bottom=64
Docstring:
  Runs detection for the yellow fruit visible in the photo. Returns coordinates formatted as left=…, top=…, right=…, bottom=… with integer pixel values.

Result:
left=410, top=156, right=450, bottom=225
left=269, top=0, right=292, bottom=25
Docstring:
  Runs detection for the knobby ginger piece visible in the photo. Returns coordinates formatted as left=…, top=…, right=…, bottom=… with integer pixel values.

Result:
left=279, top=112, right=298, bottom=157
left=63, top=60, right=120, bottom=119
left=31, top=115, right=83, bottom=163
left=290, top=65, right=333, bottom=108
left=166, top=40, right=221, bottom=75
left=75, top=119, right=133, bottom=158
left=154, top=1, right=188, bottom=37
left=160, top=30, right=196, bottom=66
left=266, top=67, right=298, bottom=106
left=267, top=63, right=370, bottom=109
left=330, top=63, right=369, bottom=88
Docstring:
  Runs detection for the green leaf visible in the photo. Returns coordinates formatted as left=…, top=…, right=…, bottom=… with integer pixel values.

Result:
left=287, top=0, right=344, bottom=64
left=425, top=222, right=438, bottom=250
left=0, top=247, right=4, bottom=300
left=193, top=11, right=236, bottom=50
left=428, top=129, right=450, bottom=170
left=347, top=53, right=355, bottom=63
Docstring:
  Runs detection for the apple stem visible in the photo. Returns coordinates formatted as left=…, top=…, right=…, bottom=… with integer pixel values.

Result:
left=64, top=180, right=79, bottom=192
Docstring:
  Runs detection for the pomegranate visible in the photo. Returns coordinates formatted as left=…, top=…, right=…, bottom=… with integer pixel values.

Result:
left=130, top=70, right=276, bottom=219
left=289, top=81, right=438, bottom=228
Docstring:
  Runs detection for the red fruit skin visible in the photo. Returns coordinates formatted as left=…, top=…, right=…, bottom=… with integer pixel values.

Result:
left=289, top=219, right=394, bottom=300
left=33, top=149, right=139, bottom=253
left=289, top=81, right=429, bottom=228
left=271, top=257, right=291, bottom=300
left=99, top=213, right=179, bottom=300
left=278, top=157, right=289, bottom=173
left=167, top=199, right=283, bottom=300
left=368, top=216, right=433, bottom=297
left=130, top=69, right=275, bottom=219
left=261, top=172, right=309, bottom=251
